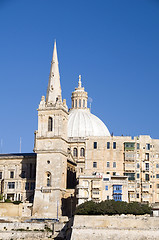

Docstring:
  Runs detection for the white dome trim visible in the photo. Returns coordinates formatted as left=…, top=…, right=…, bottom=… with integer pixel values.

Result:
left=68, top=109, right=110, bottom=138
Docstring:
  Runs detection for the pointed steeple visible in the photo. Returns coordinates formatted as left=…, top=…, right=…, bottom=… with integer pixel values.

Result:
left=46, top=41, right=62, bottom=104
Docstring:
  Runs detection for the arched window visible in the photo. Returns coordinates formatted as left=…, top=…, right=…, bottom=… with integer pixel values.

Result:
left=79, top=99, right=81, bottom=108
left=83, top=99, right=85, bottom=108
left=80, top=148, right=85, bottom=157
left=46, top=172, right=51, bottom=187
left=75, top=99, right=77, bottom=108
left=73, top=148, right=78, bottom=157
left=48, top=117, right=53, bottom=131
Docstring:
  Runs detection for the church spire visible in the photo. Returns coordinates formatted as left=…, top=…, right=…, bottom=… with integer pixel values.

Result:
left=46, top=41, right=62, bottom=104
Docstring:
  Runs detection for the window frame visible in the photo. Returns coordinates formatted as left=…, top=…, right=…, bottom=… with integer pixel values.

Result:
left=48, top=117, right=53, bottom=131
left=93, top=162, right=97, bottom=168
left=113, top=142, right=116, bottom=149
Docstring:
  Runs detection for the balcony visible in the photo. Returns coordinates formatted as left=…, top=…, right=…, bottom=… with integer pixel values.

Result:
left=128, top=184, right=135, bottom=192
left=77, top=185, right=89, bottom=189
left=142, top=184, right=149, bottom=192
left=113, top=189, right=122, bottom=194
left=124, top=153, right=135, bottom=161
left=76, top=194, right=88, bottom=199
left=91, top=190, right=100, bottom=198
left=124, top=142, right=135, bottom=151
left=92, top=181, right=100, bottom=189
left=125, top=163, right=135, bottom=171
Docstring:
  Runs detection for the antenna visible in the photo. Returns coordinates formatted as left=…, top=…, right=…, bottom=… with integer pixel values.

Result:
left=19, top=137, right=22, bottom=153
left=88, top=97, right=93, bottom=112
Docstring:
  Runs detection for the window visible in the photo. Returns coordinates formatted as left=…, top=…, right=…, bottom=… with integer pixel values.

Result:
left=0, top=172, right=2, bottom=179
left=137, top=193, right=139, bottom=198
left=145, top=153, right=149, bottom=160
left=124, top=142, right=135, bottom=150
left=113, top=172, right=116, bottom=176
left=10, top=171, right=14, bottom=179
left=124, top=173, right=135, bottom=180
left=107, top=162, right=110, bottom=168
left=80, top=148, right=85, bottom=157
left=137, top=173, right=140, bottom=179
left=107, top=142, right=110, bottom=149
left=105, top=186, right=108, bottom=190
left=145, top=174, right=149, bottom=181
left=137, top=163, right=140, bottom=168
left=113, top=142, right=116, bottom=149
left=80, top=168, right=83, bottom=173
left=113, top=194, right=122, bottom=201
left=25, top=182, right=29, bottom=190
left=146, top=143, right=150, bottom=150
left=157, top=184, right=159, bottom=188
left=145, top=163, right=149, bottom=171
left=83, top=100, right=85, bottom=108
left=75, top=99, right=77, bottom=108
left=156, top=164, right=159, bottom=168
left=107, top=196, right=109, bottom=200
left=92, top=190, right=99, bottom=195
left=21, top=171, right=26, bottom=178
left=103, top=178, right=109, bottom=181
left=73, top=148, right=78, bottom=157
left=137, top=183, right=140, bottom=188
left=94, top=142, right=97, bottom=149
left=30, top=182, right=35, bottom=190
left=113, top=185, right=122, bottom=192
left=72, top=100, right=74, bottom=108
left=93, top=162, right=97, bottom=168
left=137, top=143, right=140, bottom=150
left=79, top=99, right=81, bottom=108
left=156, top=174, right=159, bottom=179
left=48, top=117, right=53, bottom=131
left=113, top=162, right=116, bottom=168
left=47, top=173, right=51, bottom=187
left=8, top=182, right=15, bottom=189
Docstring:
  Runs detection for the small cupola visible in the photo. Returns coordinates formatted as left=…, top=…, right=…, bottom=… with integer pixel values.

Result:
left=71, top=75, right=88, bottom=109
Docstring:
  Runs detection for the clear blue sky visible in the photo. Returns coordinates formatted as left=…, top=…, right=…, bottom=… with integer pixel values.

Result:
left=0, top=0, right=159, bottom=153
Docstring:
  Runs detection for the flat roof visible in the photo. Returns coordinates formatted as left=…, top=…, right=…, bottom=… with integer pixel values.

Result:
left=0, top=153, right=36, bottom=157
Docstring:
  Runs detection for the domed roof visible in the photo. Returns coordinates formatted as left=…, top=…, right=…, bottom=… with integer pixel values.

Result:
left=68, top=109, right=110, bottom=138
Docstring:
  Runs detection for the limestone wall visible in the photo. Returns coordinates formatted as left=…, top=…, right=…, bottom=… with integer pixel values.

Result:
left=0, top=203, right=22, bottom=217
left=0, top=203, right=32, bottom=217
left=71, top=215, right=159, bottom=240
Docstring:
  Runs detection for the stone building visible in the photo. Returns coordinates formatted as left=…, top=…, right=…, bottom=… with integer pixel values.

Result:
left=0, top=41, right=159, bottom=218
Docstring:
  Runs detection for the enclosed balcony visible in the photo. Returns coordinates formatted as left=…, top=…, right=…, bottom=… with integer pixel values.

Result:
left=124, top=152, right=135, bottom=161
left=92, top=181, right=100, bottom=189
left=124, top=142, right=135, bottom=151
left=124, top=163, right=135, bottom=171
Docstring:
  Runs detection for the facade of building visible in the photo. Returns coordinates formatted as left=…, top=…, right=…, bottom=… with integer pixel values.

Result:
left=0, top=42, right=159, bottom=217
left=77, top=174, right=128, bottom=205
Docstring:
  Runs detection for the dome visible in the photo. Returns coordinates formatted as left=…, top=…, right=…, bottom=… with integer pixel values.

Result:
left=68, top=109, right=110, bottom=138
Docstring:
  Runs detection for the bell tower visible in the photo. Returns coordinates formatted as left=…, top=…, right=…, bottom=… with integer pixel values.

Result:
left=33, top=41, right=69, bottom=218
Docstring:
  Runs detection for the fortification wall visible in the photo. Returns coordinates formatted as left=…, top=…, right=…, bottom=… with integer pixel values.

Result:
left=0, top=203, right=32, bottom=217
left=71, top=215, right=159, bottom=240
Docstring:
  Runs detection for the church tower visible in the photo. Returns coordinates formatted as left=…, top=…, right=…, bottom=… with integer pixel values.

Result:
left=33, top=42, right=69, bottom=218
